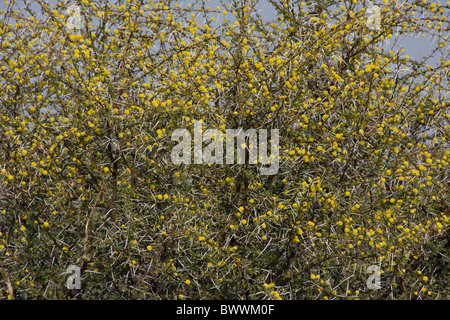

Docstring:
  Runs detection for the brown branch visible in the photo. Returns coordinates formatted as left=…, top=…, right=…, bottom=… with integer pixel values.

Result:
left=0, top=257, right=14, bottom=299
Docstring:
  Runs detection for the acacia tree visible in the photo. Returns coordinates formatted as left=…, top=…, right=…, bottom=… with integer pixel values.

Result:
left=0, top=0, right=449, bottom=299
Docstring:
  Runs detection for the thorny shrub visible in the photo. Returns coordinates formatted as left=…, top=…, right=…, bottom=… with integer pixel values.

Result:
left=0, top=0, right=449, bottom=299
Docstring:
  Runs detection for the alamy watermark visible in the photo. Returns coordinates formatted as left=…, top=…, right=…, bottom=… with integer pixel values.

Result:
left=66, top=4, right=82, bottom=31
left=171, top=120, right=279, bottom=175
left=365, top=5, right=381, bottom=31
left=65, top=264, right=81, bottom=289
left=366, top=264, right=381, bottom=290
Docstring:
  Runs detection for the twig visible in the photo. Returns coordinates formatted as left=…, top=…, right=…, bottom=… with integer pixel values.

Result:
left=0, top=257, right=14, bottom=299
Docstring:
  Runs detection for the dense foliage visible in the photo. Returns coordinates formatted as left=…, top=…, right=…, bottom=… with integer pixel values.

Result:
left=0, top=0, right=449, bottom=299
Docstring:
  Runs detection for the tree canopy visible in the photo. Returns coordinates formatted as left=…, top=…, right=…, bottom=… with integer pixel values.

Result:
left=0, top=0, right=449, bottom=299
